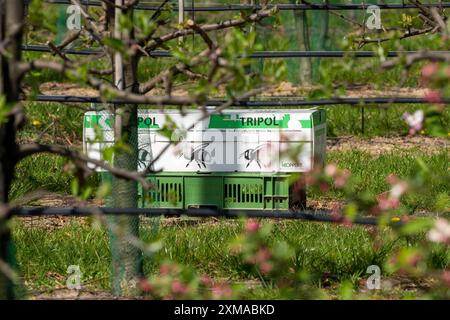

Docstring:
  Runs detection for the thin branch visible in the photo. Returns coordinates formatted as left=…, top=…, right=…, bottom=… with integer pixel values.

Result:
left=16, top=143, right=152, bottom=190
left=381, top=50, right=450, bottom=69
left=57, top=30, right=82, bottom=50
left=355, top=26, right=437, bottom=48
left=70, top=0, right=106, bottom=46
left=46, top=41, right=71, bottom=61
left=139, top=48, right=211, bottom=94
left=186, top=20, right=215, bottom=50
left=430, top=7, right=449, bottom=37
left=143, top=7, right=277, bottom=52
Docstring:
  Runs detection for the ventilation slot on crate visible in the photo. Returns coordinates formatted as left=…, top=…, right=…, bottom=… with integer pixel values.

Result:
left=224, top=183, right=263, bottom=204
left=155, top=180, right=182, bottom=204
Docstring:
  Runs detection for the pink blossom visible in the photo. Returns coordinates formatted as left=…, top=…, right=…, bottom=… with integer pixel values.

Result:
left=325, top=164, right=338, bottom=177
left=171, top=280, right=189, bottom=294
left=260, top=262, right=273, bottom=274
left=421, top=63, right=439, bottom=84
left=407, top=254, right=421, bottom=267
left=319, top=182, right=330, bottom=193
left=427, top=218, right=450, bottom=245
left=377, top=193, right=400, bottom=211
left=335, top=170, right=351, bottom=188
left=280, top=132, right=291, bottom=142
left=138, top=278, right=153, bottom=293
left=369, top=205, right=382, bottom=216
left=330, top=209, right=342, bottom=221
left=304, top=173, right=317, bottom=185
left=446, top=66, right=450, bottom=77
left=403, top=110, right=424, bottom=135
left=389, top=181, right=408, bottom=199
left=401, top=215, right=411, bottom=223
left=341, top=217, right=353, bottom=228
left=200, top=275, right=212, bottom=287
left=386, top=174, right=398, bottom=185
left=245, top=219, right=260, bottom=234
left=424, top=90, right=442, bottom=105
left=442, top=271, right=450, bottom=287
left=254, top=247, right=272, bottom=263
left=212, top=284, right=233, bottom=298
left=159, top=263, right=172, bottom=275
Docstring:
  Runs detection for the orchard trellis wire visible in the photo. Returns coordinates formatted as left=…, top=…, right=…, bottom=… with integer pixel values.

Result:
left=10, top=207, right=402, bottom=227
left=21, top=44, right=450, bottom=58
left=32, top=0, right=450, bottom=10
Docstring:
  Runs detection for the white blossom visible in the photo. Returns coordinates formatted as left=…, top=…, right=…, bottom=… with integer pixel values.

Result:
left=427, top=218, right=450, bottom=245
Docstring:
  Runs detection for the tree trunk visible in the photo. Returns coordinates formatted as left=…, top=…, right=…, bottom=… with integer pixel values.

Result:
left=106, top=1, right=142, bottom=297
left=0, top=0, right=24, bottom=300
left=293, top=10, right=312, bottom=85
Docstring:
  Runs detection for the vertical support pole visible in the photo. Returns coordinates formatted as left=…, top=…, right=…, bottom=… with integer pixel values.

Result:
left=291, top=0, right=312, bottom=85
left=191, top=0, right=194, bottom=46
left=108, top=0, right=142, bottom=297
left=361, top=106, right=365, bottom=135
left=178, top=0, right=184, bottom=43
left=178, top=0, right=184, bottom=24
left=114, top=2, right=123, bottom=92
left=241, top=0, right=253, bottom=79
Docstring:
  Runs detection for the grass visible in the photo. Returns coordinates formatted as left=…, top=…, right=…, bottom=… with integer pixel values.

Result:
left=12, top=218, right=449, bottom=297
left=324, top=104, right=450, bottom=137
left=141, top=220, right=391, bottom=279
left=309, top=150, right=450, bottom=212
left=13, top=219, right=111, bottom=291
left=10, top=154, right=72, bottom=200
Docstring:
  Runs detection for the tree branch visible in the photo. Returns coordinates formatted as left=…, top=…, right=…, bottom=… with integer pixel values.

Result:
left=381, top=50, right=450, bottom=69
left=16, top=143, right=152, bottom=190
left=143, top=7, right=277, bottom=52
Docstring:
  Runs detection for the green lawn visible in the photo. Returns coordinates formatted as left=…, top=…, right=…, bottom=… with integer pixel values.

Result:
left=314, top=150, right=449, bottom=212
left=12, top=216, right=449, bottom=298
left=11, top=143, right=449, bottom=296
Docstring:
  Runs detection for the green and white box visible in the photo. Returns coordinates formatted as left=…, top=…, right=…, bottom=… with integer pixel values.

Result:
left=83, top=108, right=326, bottom=173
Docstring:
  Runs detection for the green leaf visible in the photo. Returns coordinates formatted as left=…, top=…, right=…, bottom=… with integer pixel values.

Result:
left=400, top=218, right=434, bottom=235
left=104, top=37, right=126, bottom=53
left=71, top=178, right=80, bottom=196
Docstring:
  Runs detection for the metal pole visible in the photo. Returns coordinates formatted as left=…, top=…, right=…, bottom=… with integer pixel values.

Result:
left=178, top=0, right=184, bottom=23
left=114, top=1, right=123, bottom=91
left=178, top=0, right=184, bottom=43
left=361, top=106, right=365, bottom=135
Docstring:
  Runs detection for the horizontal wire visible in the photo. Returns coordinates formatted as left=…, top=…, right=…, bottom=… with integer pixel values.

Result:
left=10, top=206, right=389, bottom=226
left=22, top=45, right=450, bottom=58
left=27, top=95, right=450, bottom=106
left=39, top=0, right=450, bottom=11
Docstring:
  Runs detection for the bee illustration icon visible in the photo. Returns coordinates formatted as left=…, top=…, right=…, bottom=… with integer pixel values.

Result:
left=241, top=144, right=266, bottom=168
left=137, top=142, right=153, bottom=170
left=181, top=142, right=212, bottom=168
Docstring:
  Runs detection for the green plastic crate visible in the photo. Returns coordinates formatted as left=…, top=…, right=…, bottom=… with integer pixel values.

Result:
left=137, top=173, right=291, bottom=210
